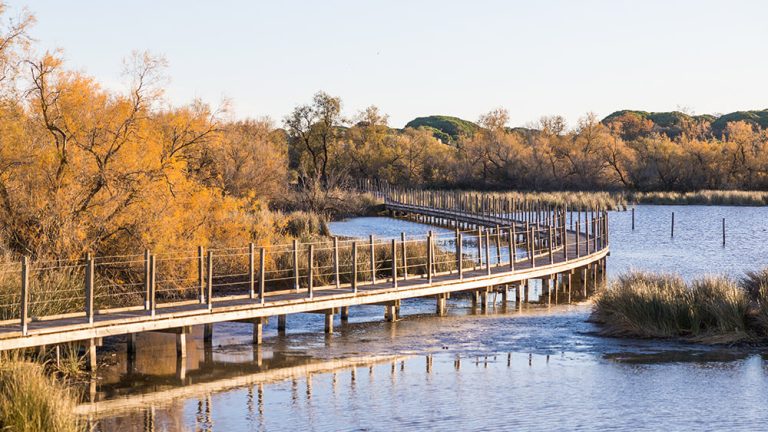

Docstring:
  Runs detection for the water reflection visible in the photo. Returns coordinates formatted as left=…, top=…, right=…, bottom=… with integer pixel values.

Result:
left=88, top=206, right=768, bottom=430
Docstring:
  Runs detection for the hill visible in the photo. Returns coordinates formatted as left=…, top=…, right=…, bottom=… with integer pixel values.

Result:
left=404, top=115, right=480, bottom=144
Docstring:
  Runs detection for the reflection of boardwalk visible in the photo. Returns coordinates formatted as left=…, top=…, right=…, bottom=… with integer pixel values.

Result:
left=76, top=355, right=405, bottom=417
left=0, top=192, right=608, bottom=371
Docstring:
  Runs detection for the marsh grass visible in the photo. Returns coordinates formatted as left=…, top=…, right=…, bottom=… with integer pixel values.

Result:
left=0, top=357, right=82, bottom=432
left=628, top=190, right=768, bottom=206
left=593, top=272, right=752, bottom=343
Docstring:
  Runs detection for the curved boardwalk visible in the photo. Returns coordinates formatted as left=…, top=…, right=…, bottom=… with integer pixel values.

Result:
left=0, top=191, right=608, bottom=370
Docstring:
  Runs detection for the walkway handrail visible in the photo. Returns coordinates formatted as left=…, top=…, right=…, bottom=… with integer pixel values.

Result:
left=0, top=188, right=608, bottom=342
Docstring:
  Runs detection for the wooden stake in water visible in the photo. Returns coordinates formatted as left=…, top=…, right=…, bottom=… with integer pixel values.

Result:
left=631, top=208, right=635, bottom=230
left=722, top=218, right=726, bottom=246
left=671, top=212, right=675, bottom=237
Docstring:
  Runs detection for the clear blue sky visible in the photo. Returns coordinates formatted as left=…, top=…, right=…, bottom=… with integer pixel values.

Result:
left=7, top=0, right=768, bottom=128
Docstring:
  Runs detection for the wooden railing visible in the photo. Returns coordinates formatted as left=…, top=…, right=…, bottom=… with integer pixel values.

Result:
left=0, top=187, right=608, bottom=339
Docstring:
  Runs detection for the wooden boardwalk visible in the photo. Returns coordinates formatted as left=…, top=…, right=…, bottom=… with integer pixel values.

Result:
left=0, top=192, right=609, bottom=369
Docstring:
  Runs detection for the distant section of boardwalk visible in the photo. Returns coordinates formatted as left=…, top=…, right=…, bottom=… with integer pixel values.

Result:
left=0, top=188, right=609, bottom=370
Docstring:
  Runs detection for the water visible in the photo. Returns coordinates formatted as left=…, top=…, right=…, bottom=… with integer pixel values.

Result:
left=90, top=205, right=768, bottom=431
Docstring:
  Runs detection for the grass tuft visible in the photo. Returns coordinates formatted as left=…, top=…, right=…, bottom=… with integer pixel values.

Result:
left=0, top=358, right=82, bottom=432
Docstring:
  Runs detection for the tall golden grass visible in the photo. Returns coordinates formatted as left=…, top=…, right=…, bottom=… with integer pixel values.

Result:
left=592, top=271, right=754, bottom=343
left=0, top=358, right=82, bottom=432
left=629, top=190, right=768, bottom=206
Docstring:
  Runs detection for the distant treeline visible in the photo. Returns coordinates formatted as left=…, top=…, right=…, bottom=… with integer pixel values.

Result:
left=285, top=97, right=768, bottom=192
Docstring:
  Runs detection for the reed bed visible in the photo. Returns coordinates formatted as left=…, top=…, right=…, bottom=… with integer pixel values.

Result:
left=592, top=271, right=757, bottom=343
left=628, top=190, right=768, bottom=206
left=0, top=358, right=82, bottom=432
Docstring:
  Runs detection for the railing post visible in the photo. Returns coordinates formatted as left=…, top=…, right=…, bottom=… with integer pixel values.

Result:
left=85, top=253, right=94, bottom=324
left=207, top=251, right=213, bottom=311
left=370, top=235, right=376, bottom=285
left=144, top=249, right=150, bottom=310
left=249, top=242, right=255, bottom=299
left=198, top=246, right=205, bottom=303
left=549, top=225, right=554, bottom=265
left=495, top=225, right=501, bottom=266
left=334, top=237, right=340, bottom=289
left=20, top=257, right=29, bottom=336
left=259, top=247, right=266, bottom=304
left=308, top=244, right=314, bottom=298
left=401, top=232, right=408, bottom=280
left=457, top=232, right=463, bottom=280
left=485, top=229, right=491, bottom=276
left=391, top=239, right=398, bottom=288
left=352, top=241, right=358, bottom=293
left=576, top=221, right=581, bottom=258
left=293, top=239, right=299, bottom=292
left=508, top=226, right=515, bottom=270
left=476, top=227, right=482, bottom=268
left=529, top=226, right=536, bottom=268
left=563, top=221, right=569, bottom=261
left=149, top=254, right=156, bottom=317
left=427, top=233, right=433, bottom=284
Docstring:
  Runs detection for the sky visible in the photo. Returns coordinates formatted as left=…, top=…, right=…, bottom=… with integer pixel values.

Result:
left=6, top=0, right=768, bottom=128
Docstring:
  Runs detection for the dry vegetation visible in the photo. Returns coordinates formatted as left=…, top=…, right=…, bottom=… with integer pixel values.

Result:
left=0, top=357, right=82, bottom=432
left=592, top=271, right=768, bottom=344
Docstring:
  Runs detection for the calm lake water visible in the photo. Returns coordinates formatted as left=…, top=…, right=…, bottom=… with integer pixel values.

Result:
left=90, top=205, right=768, bottom=431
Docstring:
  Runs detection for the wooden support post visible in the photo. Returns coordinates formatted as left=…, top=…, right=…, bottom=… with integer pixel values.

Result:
left=127, top=333, right=137, bottom=358
left=547, top=278, right=552, bottom=305
left=334, top=237, right=340, bottom=289
left=204, top=323, right=213, bottom=345
left=352, top=241, right=358, bottom=293
left=198, top=246, right=205, bottom=303
left=480, top=290, right=488, bottom=311
left=631, top=207, right=635, bottom=230
left=177, top=332, right=187, bottom=358
left=259, top=247, right=266, bottom=304
left=308, top=244, right=314, bottom=299
left=85, top=254, right=94, bottom=324
left=568, top=271, right=573, bottom=303
left=292, top=239, right=300, bottom=292
left=524, top=280, right=530, bottom=303
left=278, top=315, right=286, bottom=334
left=582, top=267, right=588, bottom=297
left=385, top=303, right=398, bottom=322
left=86, top=338, right=97, bottom=371
left=206, top=251, right=213, bottom=311
left=253, top=318, right=263, bottom=345
left=341, top=306, right=349, bottom=322
left=249, top=243, right=255, bottom=299
left=436, top=294, right=447, bottom=316
left=20, top=257, right=29, bottom=335
left=391, top=239, right=398, bottom=288
left=325, top=311, right=334, bottom=334
left=515, top=282, right=521, bottom=303
left=149, top=254, right=156, bottom=317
